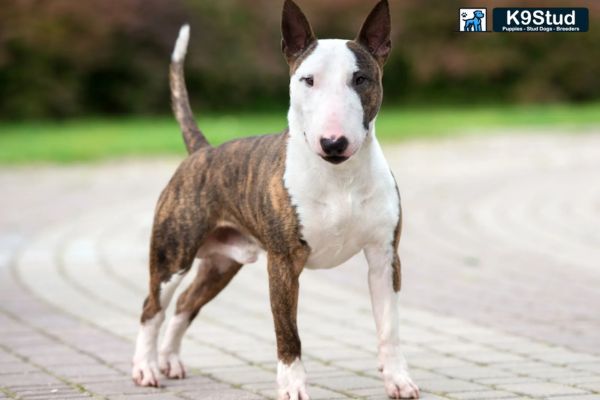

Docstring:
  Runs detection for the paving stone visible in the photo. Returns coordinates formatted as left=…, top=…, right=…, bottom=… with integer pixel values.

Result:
left=411, top=356, right=475, bottom=370
left=435, top=366, right=515, bottom=380
left=182, top=387, right=264, bottom=400
left=0, top=361, right=39, bottom=375
left=290, top=385, right=348, bottom=400
left=396, top=393, right=450, bottom=400
left=311, top=374, right=380, bottom=391
left=447, top=390, right=520, bottom=399
left=419, top=378, right=488, bottom=394
left=574, top=363, right=600, bottom=374
left=348, top=386, right=389, bottom=397
left=207, top=367, right=274, bottom=385
left=495, top=382, right=589, bottom=397
left=574, top=381, right=600, bottom=392
left=532, top=351, right=600, bottom=365
left=455, top=351, right=526, bottom=365
left=477, top=376, right=539, bottom=385
left=561, top=375, right=600, bottom=385
left=13, top=387, right=88, bottom=399
left=110, top=395, right=184, bottom=400
left=0, top=373, right=62, bottom=387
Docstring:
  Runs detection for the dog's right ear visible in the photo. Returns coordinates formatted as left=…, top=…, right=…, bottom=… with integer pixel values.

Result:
left=281, top=0, right=316, bottom=65
left=356, top=0, right=391, bottom=67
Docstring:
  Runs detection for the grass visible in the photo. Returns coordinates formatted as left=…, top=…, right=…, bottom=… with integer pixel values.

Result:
left=0, top=103, right=599, bottom=164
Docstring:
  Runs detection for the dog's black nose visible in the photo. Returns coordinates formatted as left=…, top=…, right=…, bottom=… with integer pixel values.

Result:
left=320, top=137, right=349, bottom=156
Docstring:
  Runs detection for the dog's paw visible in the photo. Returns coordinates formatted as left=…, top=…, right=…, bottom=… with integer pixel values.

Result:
left=383, top=369, right=420, bottom=399
left=278, top=385, right=310, bottom=400
left=132, top=359, right=161, bottom=387
left=159, top=352, right=186, bottom=379
left=277, top=358, right=309, bottom=400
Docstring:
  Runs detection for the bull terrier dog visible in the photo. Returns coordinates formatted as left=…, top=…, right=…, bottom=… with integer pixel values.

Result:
left=132, top=0, right=420, bottom=398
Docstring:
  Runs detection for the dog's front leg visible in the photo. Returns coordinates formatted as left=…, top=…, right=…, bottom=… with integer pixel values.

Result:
left=365, top=245, right=420, bottom=399
left=267, top=251, right=309, bottom=400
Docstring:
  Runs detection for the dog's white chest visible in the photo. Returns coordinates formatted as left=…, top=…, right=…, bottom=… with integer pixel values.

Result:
left=297, top=188, right=375, bottom=269
left=283, top=136, right=399, bottom=270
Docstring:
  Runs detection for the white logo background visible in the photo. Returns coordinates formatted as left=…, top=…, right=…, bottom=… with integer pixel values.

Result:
left=459, top=8, right=487, bottom=32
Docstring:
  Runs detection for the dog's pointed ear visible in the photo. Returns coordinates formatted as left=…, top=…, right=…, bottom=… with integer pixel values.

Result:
left=281, top=0, right=316, bottom=65
left=356, top=0, right=391, bottom=66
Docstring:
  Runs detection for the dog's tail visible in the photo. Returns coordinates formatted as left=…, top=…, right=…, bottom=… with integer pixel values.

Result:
left=170, top=25, right=210, bottom=153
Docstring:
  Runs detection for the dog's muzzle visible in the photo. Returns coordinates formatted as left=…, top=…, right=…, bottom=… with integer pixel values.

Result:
left=320, top=137, right=349, bottom=164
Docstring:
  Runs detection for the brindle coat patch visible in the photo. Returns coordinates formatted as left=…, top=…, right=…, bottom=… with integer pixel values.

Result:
left=140, top=132, right=311, bottom=362
left=175, top=255, right=243, bottom=321
left=170, top=62, right=208, bottom=153
left=288, top=41, right=317, bottom=75
left=391, top=181, right=402, bottom=292
left=346, top=41, right=383, bottom=130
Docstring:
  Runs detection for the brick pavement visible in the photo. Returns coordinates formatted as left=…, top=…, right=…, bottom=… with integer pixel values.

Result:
left=1, top=131, right=599, bottom=399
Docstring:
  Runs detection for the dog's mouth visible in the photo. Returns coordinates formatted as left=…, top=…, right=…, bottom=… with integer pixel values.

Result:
left=321, top=155, right=349, bottom=164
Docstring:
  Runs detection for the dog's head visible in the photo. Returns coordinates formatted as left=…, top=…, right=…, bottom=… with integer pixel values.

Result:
left=473, top=10, right=485, bottom=19
left=282, top=0, right=391, bottom=165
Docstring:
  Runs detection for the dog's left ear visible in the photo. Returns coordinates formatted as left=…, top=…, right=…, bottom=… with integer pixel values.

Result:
left=282, top=0, right=317, bottom=65
left=356, top=0, right=391, bottom=66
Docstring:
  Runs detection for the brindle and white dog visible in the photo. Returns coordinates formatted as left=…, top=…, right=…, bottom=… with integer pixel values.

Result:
left=132, top=1, right=420, bottom=398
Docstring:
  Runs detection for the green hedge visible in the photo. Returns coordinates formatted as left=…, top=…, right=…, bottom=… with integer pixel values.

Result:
left=0, top=0, right=598, bottom=119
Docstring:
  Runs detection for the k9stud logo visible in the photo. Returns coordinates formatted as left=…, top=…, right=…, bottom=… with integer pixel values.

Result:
left=459, top=8, right=488, bottom=32
left=493, top=8, right=589, bottom=32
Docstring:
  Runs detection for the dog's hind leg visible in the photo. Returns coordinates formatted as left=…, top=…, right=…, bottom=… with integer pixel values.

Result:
left=159, top=254, right=243, bottom=379
left=132, top=183, right=212, bottom=387
left=132, top=270, right=186, bottom=387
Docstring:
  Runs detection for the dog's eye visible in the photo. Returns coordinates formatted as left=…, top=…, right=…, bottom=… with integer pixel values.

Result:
left=300, top=76, right=314, bottom=87
left=354, top=75, right=368, bottom=86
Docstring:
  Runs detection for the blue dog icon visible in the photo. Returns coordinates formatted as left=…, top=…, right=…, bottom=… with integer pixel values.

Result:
left=463, top=10, right=485, bottom=31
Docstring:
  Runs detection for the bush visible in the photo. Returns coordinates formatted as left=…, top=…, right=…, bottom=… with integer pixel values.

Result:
left=0, top=0, right=598, bottom=119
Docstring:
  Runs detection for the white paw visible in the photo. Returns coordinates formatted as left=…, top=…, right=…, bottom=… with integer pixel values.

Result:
left=278, top=385, right=310, bottom=400
left=132, top=359, right=161, bottom=387
left=159, top=352, right=186, bottom=379
left=382, top=368, right=420, bottom=399
left=277, top=358, right=310, bottom=400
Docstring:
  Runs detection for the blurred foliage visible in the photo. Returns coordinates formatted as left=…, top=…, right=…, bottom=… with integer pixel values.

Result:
left=0, top=0, right=598, bottom=119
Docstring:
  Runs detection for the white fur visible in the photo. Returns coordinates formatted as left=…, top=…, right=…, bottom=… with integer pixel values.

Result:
left=159, top=311, right=191, bottom=379
left=285, top=42, right=398, bottom=269
left=196, top=229, right=260, bottom=265
left=365, top=244, right=420, bottom=398
left=132, top=273, right=186, bottom=386
left=289, top=39, right=368, bottom=159
left=132, top=312, right=163, bottom=386
left=285, top=131, right=398, bottom=269
left=160, top=273, right=185, bottom=307
left=172, top=25, right=190, bottom=63
left=277, top=358, right=309, bottom=400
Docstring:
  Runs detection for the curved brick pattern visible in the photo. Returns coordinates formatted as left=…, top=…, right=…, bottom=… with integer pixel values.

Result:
left=1, top=131, right=600, bottom=399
